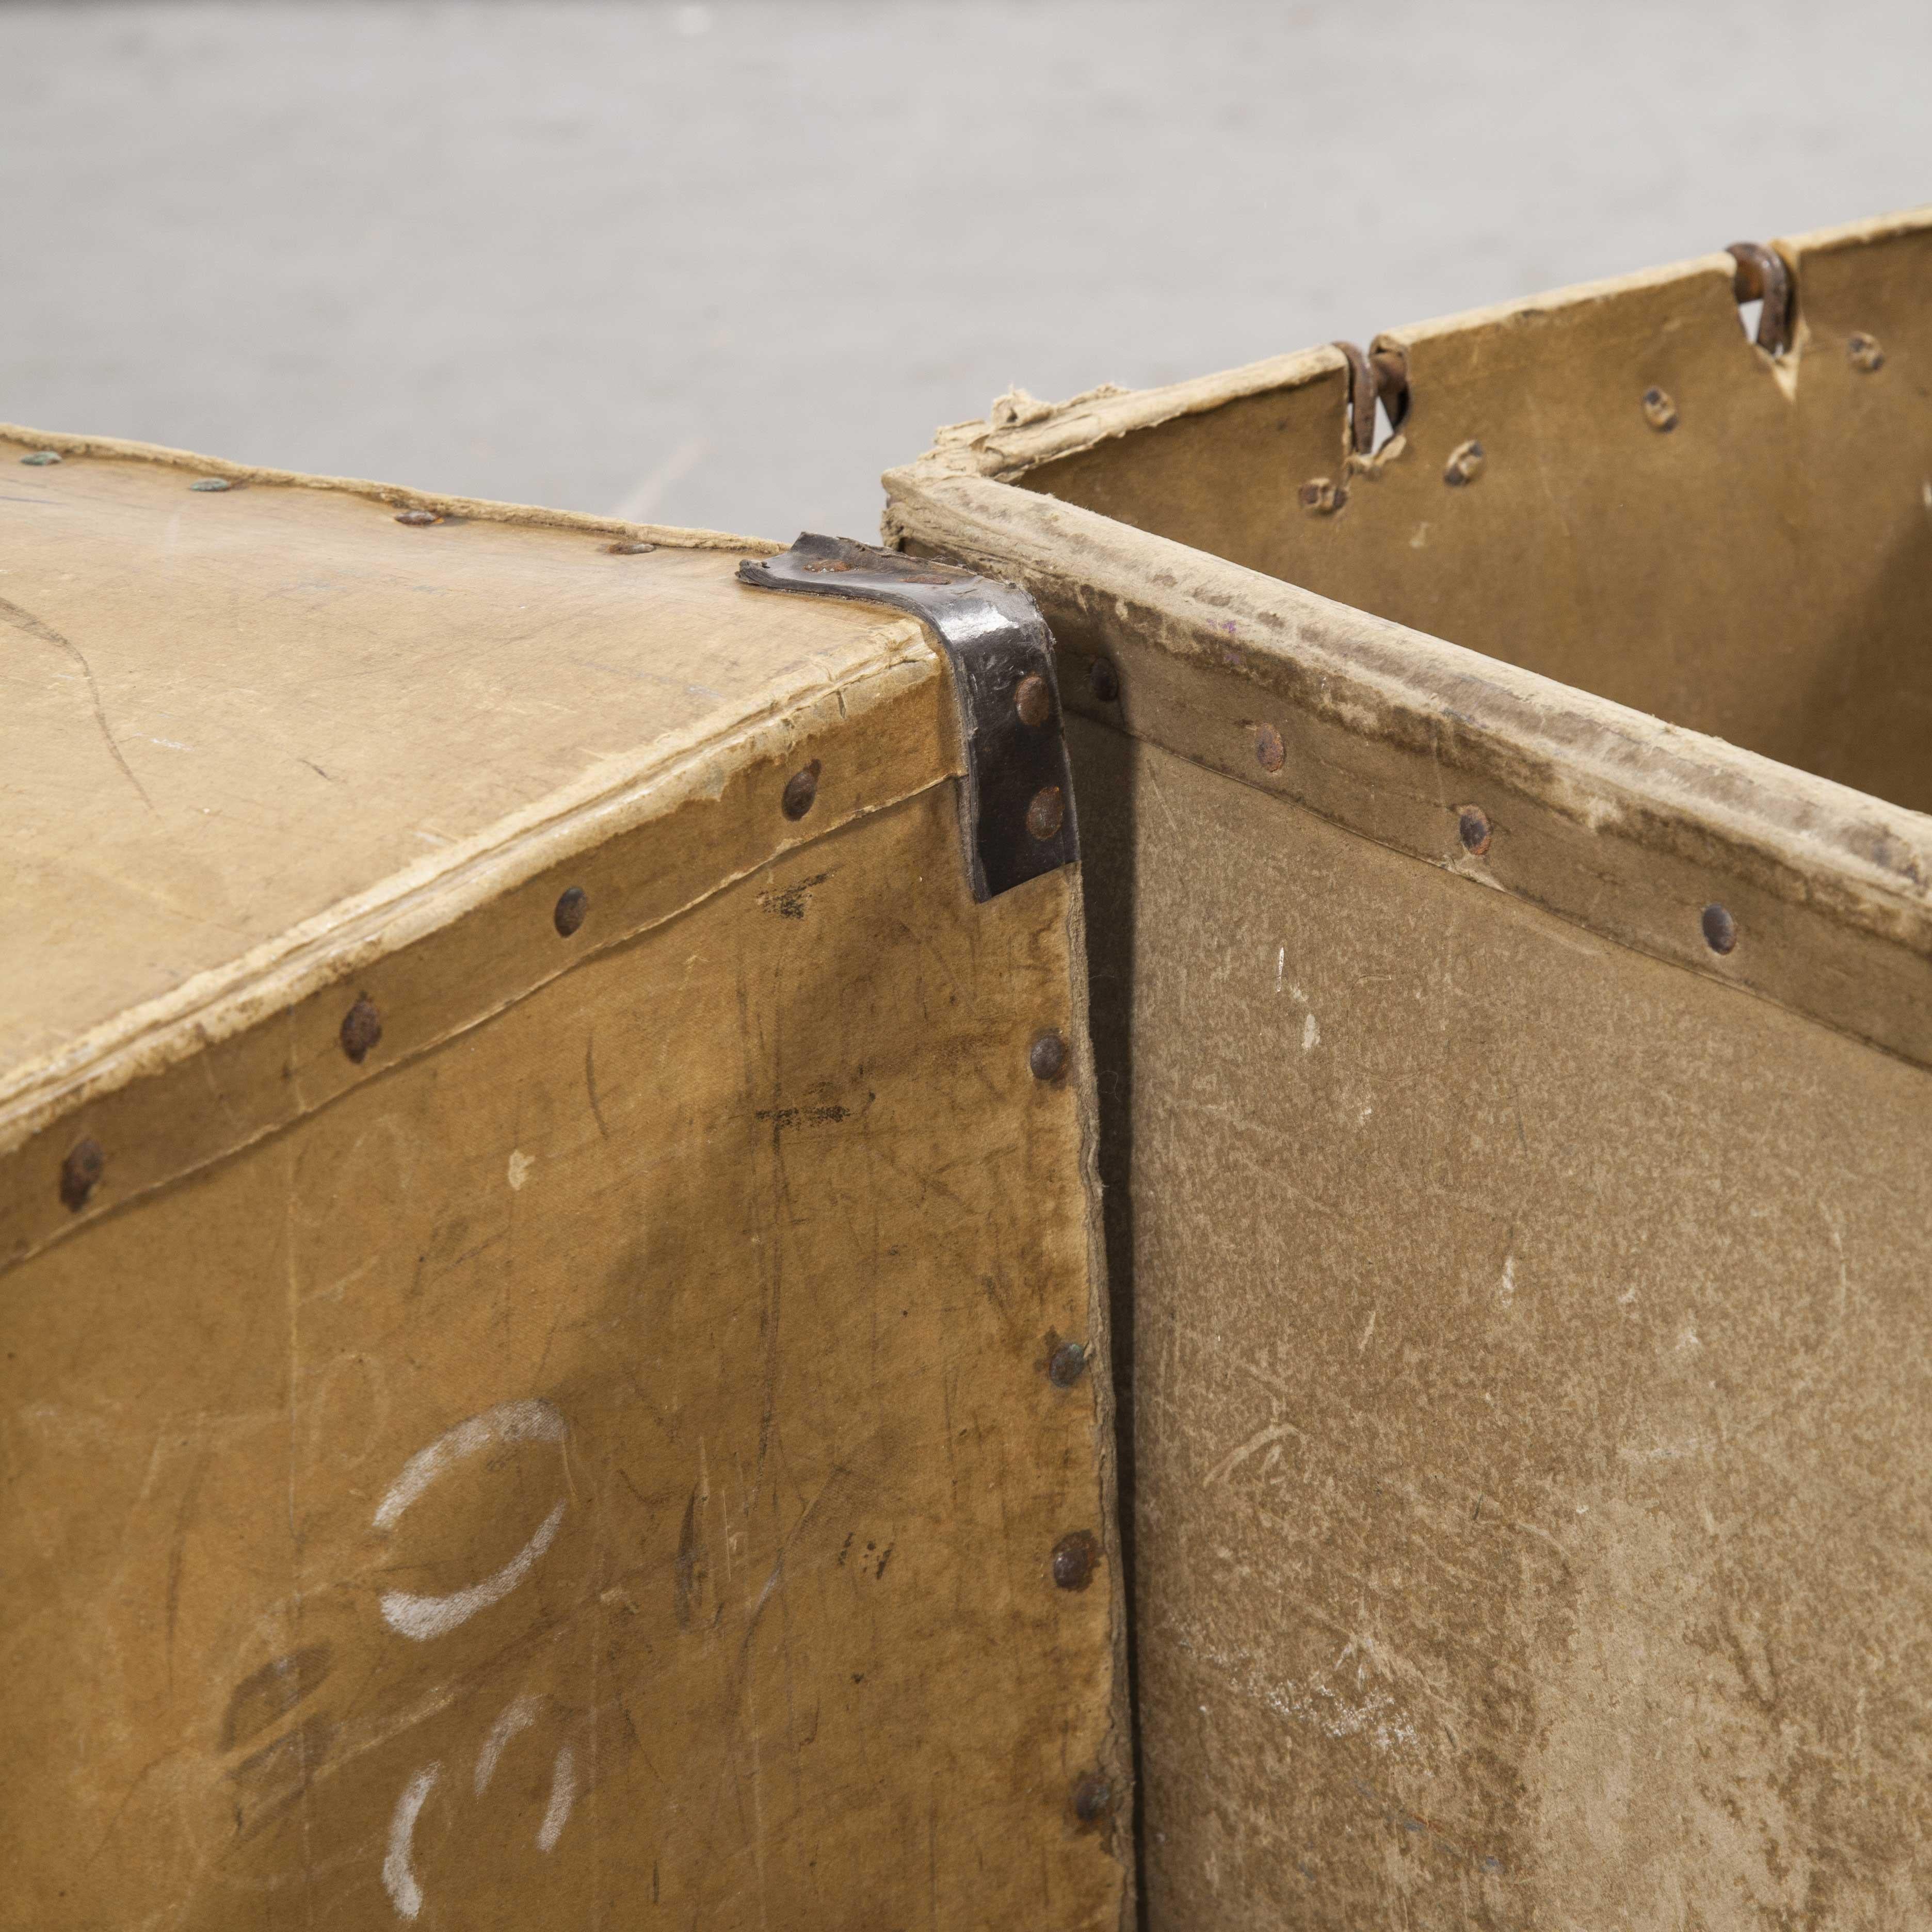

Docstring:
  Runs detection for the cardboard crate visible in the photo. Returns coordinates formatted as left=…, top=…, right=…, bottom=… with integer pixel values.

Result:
left=0, top=433, right=1129, bottom=1928
left=884, top=207, right=1932, bottom=1928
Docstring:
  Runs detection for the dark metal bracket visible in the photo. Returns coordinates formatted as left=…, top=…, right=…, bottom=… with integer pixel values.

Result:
left=738, top=534, right=1078, bottom=902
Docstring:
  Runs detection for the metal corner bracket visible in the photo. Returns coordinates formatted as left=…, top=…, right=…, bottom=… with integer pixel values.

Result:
left=738, top=534, right=1079, bottom=902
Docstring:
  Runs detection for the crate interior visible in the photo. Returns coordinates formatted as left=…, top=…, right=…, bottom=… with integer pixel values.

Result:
left=1014, top=243, right=1932, bottom=818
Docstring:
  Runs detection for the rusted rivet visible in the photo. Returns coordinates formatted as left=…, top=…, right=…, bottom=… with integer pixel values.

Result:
left=1299, top=477, right=1346, bottom=515
left=1443, top=440, right=1485, bottom=487
left=395, top=507, right=441, bottom=527
left=20, top=449, right=61, bottom=466
left=1848, top=333, right=1886, bottom=374
left=1701, top=904, right=1736, bottom=955
left=781, top=760, right=821, bottom=821
left=1048, top=1341, right=1089, bottom=1389
left=1026, top=785, right=1066, bottom=842
left=604, top=539, right=656, bottom=554
left=190, top=477, right=232, bottom=493
left=1051, top=1530, right=1100, bottom=1591
left=1641, top=387, right=1679, bottom=432
left=340, top=997, right=383, bottom=1065
left=1015, top=673, right=1053, bottom=730
left=60, top=1137, right=104, bottom=1213
left=1072, top=1774, right=1114, bottom=1825
left=1088, top=657, right=1120, bottom=703
left=1029, top=1031, right=1068, bottom=1082
left=1458, top=806, right=1492, bottom=856
left=553, top=887, right=589, bottom=938
left=1254, top=724, right=1286, bottom=774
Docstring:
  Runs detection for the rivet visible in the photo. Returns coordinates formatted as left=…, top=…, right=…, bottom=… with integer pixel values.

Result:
left=1072, top=1774, right=1114, bottom=1825
left=1088, top=657, right=1120, bottom=703
left=1458, top=806, right=1492, bottom=856
left=1443, top=440, right=1485, bottom=487
left=1641, top=387, right=1679, bottom=432
left=554, top=887, right=589, bottom=938
left=189, top=477, right=233, bottom=493
left=604, top=539, right=656, bottom=554
left=1701, top=903, right=1737, bottom=955
left=801, top=558, right=855, bottom=573
left=1048, top=1341, right=1089, bottom=1389
left=20, top=450, right=61, bottom=466
left=340, top=996, right=383, bottom=1065
left=1254, top=724, right=1286, bottom=774
left=1026, top=785, right=1066, bottom=842
left=1028, top=1031, right=1068, bottom=1082
left=1014, top=673, right=1053, bottom=730
left=1848, top=333, right=1886, bottom=374
left=781, top=760, right=820, bottom=820
left=60, top=1137, right=105, bottom=1213
left=1299, top=477, right=1346, bottom=515
left=395, top=508, right=441, bottom=527
left=1051, top=1530, right=1100, bottom=1591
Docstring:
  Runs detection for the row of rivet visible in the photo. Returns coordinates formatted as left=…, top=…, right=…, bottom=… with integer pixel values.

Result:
left=1294, top=244, right=1885, bottom=512
left=978, top=658, right=1113, bottom=1831
left=1308, top=329, right=1890, bottom=506
left=1032, top=1020, right=1113, bottom=1829
left=1081, top=652, right=1745, bottom=964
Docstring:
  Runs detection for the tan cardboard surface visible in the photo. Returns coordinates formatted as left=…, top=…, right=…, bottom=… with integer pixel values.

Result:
left=1081, top=725, right=1932, bottom=1929
left=1, top=785, right=1129, bottom=1930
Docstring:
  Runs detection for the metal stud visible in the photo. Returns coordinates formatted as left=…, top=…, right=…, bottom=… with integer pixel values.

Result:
left=340, top=997, right=383, bottom=1064
left=554, top=887, right=589, bottom=938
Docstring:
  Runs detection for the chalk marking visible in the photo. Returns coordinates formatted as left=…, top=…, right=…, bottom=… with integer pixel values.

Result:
left=381, top=1501, right=566, bottom=1641
left=374, top=1400, right=568, bottom=1639
left=474, top=1694, right=541, bottom=1795
left=374, top=1399, right=565, bottom=1533
left=383, top=1763, right=440, bottom=1920
left=538, top=1743, right=577, bottom=1852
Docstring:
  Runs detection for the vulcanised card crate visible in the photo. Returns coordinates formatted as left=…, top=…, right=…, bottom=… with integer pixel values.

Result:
left=882, top=206, right=1932, bottom=1929
left=0, top=431, right=1131, bottom=1929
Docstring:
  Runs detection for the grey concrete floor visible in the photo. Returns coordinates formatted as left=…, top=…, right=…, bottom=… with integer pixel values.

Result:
left=2, top=0, right=1927, bottom=541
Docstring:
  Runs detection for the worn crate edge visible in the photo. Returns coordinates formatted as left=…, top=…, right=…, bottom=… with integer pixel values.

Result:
left=0, top=420, right=777, bottom=554
left=882, top=462, right=1932, bottom=1073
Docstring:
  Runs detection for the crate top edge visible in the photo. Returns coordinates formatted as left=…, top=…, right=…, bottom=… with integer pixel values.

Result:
left=883, top=461, right=1932, bottom=1068
left=0, top=419, right=777, bottom=554
left=916, top=204, right=1932, bottom=488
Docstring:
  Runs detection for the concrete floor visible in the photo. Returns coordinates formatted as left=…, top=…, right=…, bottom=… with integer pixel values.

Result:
left=2, top=0, right=1926, bottom=541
